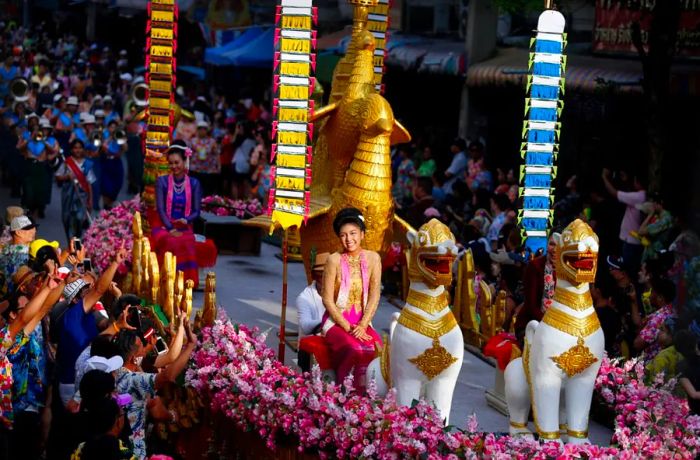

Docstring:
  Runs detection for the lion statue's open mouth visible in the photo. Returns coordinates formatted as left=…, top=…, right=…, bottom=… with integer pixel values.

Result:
left=555, top=219, right=600, bottom=285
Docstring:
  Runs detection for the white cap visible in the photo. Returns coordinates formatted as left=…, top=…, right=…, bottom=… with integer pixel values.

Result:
left=86, top=356, right=124, bottom=373
left=26, top=113, right=39, bottom=120
left=10, top=215, right=35, bottom=232
left=93, top=95, right=103, bottom=102
left=119, top=49, right=128, bottom=56
left=94, top=109, right=105, bottom=118
left=119, top=73, right=132, bottom=82
left=196, top=120, right=209, bottom=129
left=196, top=96, right=207, bottom=102
left=39, top=117, right=52, bottom=129
left=82, top=114, right=96, bottom=124
left=67, top=96, right=79, bottom=106
left=103, top=95, right=113, bottom=103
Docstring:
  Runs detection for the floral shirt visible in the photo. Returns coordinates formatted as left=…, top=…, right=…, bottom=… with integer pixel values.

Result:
left=115, top=368, right=156, bottom=460
left=7, top=324, right=46, bottom=413
left=189, top=136, right=220, bottom=174
left=0, top=326, right=19, bottom=428
left=541, top=261, right=555, bottom=312
left=639, top=304, right=674, bottom=360
left=71, top=438, right=136, bottom=460
left=0, top=243, right=29, bottom=293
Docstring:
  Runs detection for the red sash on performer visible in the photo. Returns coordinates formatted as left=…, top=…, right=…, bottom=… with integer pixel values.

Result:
left=65, top=157, right=90, bottom=194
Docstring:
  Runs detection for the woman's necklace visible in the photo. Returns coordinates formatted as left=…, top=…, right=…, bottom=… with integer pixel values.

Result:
left=173, top=177, right=186, bottom=194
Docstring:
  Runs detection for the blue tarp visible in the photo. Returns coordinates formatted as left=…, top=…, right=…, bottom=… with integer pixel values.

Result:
left=204, top=26, right=265, bottom=66
left=204, top=27, right=274, bottom=68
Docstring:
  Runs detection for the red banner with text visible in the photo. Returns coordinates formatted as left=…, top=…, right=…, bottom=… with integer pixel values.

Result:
left=593, top=0, right=700, bottom=58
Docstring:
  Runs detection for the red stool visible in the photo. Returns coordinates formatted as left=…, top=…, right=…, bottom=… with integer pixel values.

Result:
left=299, top=335, right=333, bottom=370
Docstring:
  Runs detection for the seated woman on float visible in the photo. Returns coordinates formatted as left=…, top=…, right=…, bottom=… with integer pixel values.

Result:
left=151, top=140, right=202, bottom=287
left=321, top=208, right=383, bottom=391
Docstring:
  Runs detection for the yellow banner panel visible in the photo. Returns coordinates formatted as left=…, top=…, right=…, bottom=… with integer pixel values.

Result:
left=276, top=176, right=305, bottom=191
left=151, top=28, right=174, bottom=40
left=149, top=98, right=171, bottom=110
left=276, top=154, right=306, bottom=169
left=281, top=16, right=311, bottom=30
left=148, top=114, right=171, bottom=127
left=150, top=45, right=173, bottom=58
left=280, top=62, right=310, bottom=77
left=278, top=108, right=308, bottom=123
left=151, top=10, right=174, bottom=22
left=149, top=79, right=172, bottom=92
left=279, top=85, right=308, bottom=100
left=149, top=62, right=173, bottom=75
left=277, top=131, right=307, bottom=146
left=281, top=38, right=311, bottom=54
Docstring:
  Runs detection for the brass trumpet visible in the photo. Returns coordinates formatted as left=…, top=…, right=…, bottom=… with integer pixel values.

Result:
left=90, top=130, right=103, bottom=148
left=32, top=130, right=45, bottom=142
left=114, top=129, right=127, bottom=145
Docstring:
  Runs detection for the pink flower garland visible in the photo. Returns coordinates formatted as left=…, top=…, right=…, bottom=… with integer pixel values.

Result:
left=83, top=196, right=143, bottom=274
left=201, top=195, right=263, bottom=219
left=187, top=317, right=700, bottom=459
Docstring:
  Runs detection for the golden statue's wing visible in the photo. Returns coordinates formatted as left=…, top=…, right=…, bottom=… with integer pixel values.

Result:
left=244, top=195, right=333, bottom=231
left=310, top=102, right=339, bottom=123
left=390, top=119, right=411, bottom=145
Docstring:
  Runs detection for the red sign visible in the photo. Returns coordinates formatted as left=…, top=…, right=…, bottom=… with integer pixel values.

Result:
left=593, top=0, right=700, bottom=58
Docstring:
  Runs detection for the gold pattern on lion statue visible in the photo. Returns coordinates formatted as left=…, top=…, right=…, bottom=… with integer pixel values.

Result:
left=551, top=337, right=598, bottom=378
left=408, top=338, right=458, bottom=381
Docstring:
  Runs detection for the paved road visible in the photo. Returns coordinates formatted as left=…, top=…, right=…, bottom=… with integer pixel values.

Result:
left=0, top=178, right=613, bottom=443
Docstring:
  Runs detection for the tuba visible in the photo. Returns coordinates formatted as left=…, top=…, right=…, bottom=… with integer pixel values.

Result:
left=131, top=83, right=149, bottom=108
left=10, top=78, right=29, bottom=101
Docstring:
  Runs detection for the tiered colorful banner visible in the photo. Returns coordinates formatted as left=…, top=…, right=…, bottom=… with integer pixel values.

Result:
left=518, top=9, right=566, bottom=255
left=145, top=0, right=177, bottom=150
left=142, top=0, right=178, bottom=219
left=268, top=0, right=317, bottom=230
left=367, top=0, right=391, bottom=93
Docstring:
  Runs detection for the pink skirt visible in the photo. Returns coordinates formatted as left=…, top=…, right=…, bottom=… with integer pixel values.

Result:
left=323, top=307, right=382, bottom=392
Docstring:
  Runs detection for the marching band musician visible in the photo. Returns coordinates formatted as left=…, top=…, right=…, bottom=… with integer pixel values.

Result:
left=66, top=96, right=81, bottom=125
left=19, top=117, right=59, bottom=219
left=102, top=95, right=120, bottom=125
left=99, top=118, right=126, bottom=209
left=69, top=113, right=100, bottom=157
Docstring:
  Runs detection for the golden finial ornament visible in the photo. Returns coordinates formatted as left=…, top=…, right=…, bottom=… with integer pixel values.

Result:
left=149, top=252, right=160, bottom=305
left=182, top=279, right=194, bottom=318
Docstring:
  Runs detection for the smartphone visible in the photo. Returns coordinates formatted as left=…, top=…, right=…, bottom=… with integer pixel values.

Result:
left=82, top=258, right=92, bottom=272
left=74, top=239, right=82, bottom=251
left=155, top=336, right=168, bottom=355
left=127, top=307, right=142, bottom=331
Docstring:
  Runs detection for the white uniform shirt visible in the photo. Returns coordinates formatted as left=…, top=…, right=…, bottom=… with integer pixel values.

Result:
left=296, top=281, right=325, bottom=337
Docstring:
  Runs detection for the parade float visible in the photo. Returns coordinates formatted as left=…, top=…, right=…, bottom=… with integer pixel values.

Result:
left=79, top=0, right=700, bottom=457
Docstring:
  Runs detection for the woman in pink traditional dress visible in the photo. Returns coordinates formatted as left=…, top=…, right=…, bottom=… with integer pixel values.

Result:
left=321, top=208, right=383, bottom=392
left=151, top=140, right=202, bottom=287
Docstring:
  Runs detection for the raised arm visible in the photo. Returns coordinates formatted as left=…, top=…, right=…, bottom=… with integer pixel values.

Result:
left=9, top=283, right=52, bottom=339
left=321, top=253, right=352, bottom=332
left=154, top=325, right=197, bottom=390
left=23, top=279, right=66, bottom=334
left=153, top=312, right=186, bottom=368
left=82, top=247, right=127, bottom=312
